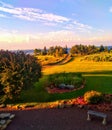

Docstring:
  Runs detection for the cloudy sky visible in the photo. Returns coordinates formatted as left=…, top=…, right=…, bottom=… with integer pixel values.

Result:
left=0, top=0, right=112, bottom=50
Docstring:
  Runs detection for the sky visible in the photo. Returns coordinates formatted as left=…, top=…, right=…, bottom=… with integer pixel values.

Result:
left=0, top=0, right=112, bottom=50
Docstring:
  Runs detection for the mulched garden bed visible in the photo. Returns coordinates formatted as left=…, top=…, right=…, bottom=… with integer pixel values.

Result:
left=46, top=85, right=85, bottom=93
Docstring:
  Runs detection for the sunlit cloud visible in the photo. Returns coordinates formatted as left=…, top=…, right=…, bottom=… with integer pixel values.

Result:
left=0, top=30, right=111, bottom=50
left=0, top=1, right=111, bottom=50
left=0, top=13, right=7, bottom=18
left=109, top=7, right=112, bottom=12
left=64, top=20, right=104, bottom=35
left=0, top=1, right=69, bottom=23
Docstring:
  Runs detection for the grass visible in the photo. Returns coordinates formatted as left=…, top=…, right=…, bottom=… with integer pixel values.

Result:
left=18, top=73, right=112, bottom=103
left=37, top=55, right=66, bottom=65
left=10, top=54, right=112, bottom=104
left=43, top=56, right=112, bottom=75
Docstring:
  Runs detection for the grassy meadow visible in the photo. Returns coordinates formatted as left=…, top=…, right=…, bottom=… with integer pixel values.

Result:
left=43, top=56, right=112, bottom=75
left=17, top=53, right=112, bottom=104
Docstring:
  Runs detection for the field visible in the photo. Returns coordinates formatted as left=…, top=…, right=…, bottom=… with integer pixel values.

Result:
left=43, top=56, right=112, bottom=75
left=17, top=53, right=112, bottom=103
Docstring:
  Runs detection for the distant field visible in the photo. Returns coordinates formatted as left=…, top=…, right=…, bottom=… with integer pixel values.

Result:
left=37, top=54, right=73, bottom=66
left=80, top=52, right=112, bottom=62
left=43, top=56, right=112, bottom=75
left=37, top=55, right=66, bottom=66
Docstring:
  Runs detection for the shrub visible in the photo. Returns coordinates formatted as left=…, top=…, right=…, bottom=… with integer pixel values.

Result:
left=84, top=90, right=103, bottom=104
left=0, top=50, right=42, bottom=103
left=46, top=72, right=84, bottom=89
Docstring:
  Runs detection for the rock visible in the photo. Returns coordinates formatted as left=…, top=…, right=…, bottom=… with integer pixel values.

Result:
left=58, top=104, right=65, bottom=108
left=0, top=113, right=11, bottom=119
left=77, top=105, right=84, bottom=109
left=65, top=85, right=74, bottom=89
left=0, top=120, right=6, bottom=125
left=0, top=113, right=15, bottom=130
left=58, top=83, right=66, bottom=89
left=9, top=114, right=15, bottom=119
left=6, top=119, right=12, bottom=125
left=1, top=124, right=7, bottom=130
left=65, top=104, right=72, bottom=108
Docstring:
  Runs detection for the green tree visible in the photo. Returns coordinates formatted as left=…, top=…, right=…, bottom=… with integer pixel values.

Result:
left=42, top=46, right=47, bottom=55
left=99, top=45, right=105, bottom=52
left=0, top=50, right=42, bottom=103
left=34, top=48, right=41, bottom=55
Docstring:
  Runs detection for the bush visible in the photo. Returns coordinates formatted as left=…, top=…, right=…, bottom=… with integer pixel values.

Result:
left=84, top=90, right=103, bottom=104
left=0, top=50, right=42, bottom=103
left=46, top=72, right=84, bottom=89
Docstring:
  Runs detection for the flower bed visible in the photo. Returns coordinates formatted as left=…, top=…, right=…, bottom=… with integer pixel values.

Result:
left=46, top=84, right=84, bottom=93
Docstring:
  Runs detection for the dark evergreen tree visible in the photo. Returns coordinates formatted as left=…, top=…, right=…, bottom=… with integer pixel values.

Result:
left=0, top=50, right=41, bottom=103
left=99, top=45, right=105, bottom=52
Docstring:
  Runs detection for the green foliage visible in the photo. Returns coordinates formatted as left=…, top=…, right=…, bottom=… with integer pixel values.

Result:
left=34, top=48, right=41, bottom=55
left=70, top=44, right=99, bottom=55
left=46, top=72, right=84, bottom=88
left=47, top=46, right=67, bottom=57
left=0, top=50, right=42, bottom=103
left=81, top=53, right=112, bottom=62
left=84, top=90, right=103, bottom=104
left=37, top=55, right=65, bottom=66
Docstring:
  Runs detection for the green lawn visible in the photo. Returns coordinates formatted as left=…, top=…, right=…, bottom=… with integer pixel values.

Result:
left=43, top=57, right=112, bottom=75
left=19, top=73, right=112, bottom=103
left=17, top=55, right=112, bottom=103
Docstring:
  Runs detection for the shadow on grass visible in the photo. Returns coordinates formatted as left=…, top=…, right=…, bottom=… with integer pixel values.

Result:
left=11, top=71, right=112, bottom=104
left=58, top=56, right=75, bottom=65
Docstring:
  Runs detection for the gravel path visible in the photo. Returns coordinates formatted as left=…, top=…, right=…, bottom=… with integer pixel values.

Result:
left=0, top=107, right=112, bottom=130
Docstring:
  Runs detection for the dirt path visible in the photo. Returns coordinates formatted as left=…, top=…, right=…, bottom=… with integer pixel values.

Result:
left=0, top=107, right=112, bottom=130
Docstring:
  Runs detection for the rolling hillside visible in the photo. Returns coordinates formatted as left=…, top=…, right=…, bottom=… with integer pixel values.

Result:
left=43, top=53, right=112, bottom=75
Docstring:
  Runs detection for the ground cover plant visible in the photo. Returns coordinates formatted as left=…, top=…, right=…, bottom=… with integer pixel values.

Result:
left=45, top=72, right=84, bottom=89
left=37, top=55, right=66, bottom=66
left=84, top=90, right=103, bottom=104
left=80, top=52, right=112, bottom=62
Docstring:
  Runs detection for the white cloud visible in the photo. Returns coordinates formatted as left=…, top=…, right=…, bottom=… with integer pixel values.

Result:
left=73, top=20, right=93, bottom=30
left=43, top=22, right=57, bottom=26
left=109, top=7, right=112, bottom=12
left=0, top=13, right=7, bottom=18
left=0, top=30, right=111, bottom=50
left=0, top=1, right=69, bottom=23
left=64, top=20, right=104, bottom=35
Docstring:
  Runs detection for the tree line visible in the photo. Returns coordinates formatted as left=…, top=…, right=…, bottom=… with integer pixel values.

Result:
left=34, top=44, right=111, bottom=57
left=70, top=44, right=109, bottom=55
left=34, top=45, right=68, bottom=57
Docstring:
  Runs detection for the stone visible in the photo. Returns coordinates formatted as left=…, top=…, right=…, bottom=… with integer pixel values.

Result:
left=0, top=120, right=6, bottom=125
left=78, top=104, right=84, bottom=108
left=0, top=113, right=11, bottom=119
left=6, top=119, right=12, bottom=125
left=58, top=104, right=65, bottom=108
left=1, top=124, right=7, bottom=130
left=0, top=113, right=15, bottom=130
left=58, top=83, right=66, bottom=89
left=9, top=114, right=15, bottom=119
left=65, top=85, right=74, bottom=89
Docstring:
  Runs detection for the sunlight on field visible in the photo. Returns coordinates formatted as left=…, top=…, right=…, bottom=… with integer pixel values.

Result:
left=43, top=56, right=112, bottom=75
left=37, top=55, right=65, bottom=65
